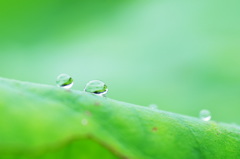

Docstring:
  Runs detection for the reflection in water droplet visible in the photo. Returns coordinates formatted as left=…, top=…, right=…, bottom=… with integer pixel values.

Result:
left=56, top=74, right=73, bottom=89
left=149, top=104, right=158, bottom=109
left=81, top=119, right=88, bottom=126
left=84, top=80, right=108, bottom=96
left=199, top=109, right=211, bottom=121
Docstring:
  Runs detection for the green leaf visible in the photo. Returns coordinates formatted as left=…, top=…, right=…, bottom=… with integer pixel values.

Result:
left=0, top=77, right=240, bottom=159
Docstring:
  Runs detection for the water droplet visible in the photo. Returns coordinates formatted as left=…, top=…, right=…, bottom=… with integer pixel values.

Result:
left=56, top=74, right=73, bottom=89
left=149, top=104, right=158, bottom=109
left=81, top=119, right=88, bottom=126
left=84, top=80, right=108, bottom=96
left=199, top=109, right=211, bottom=121
left=230, top=123, right=240, bottom=129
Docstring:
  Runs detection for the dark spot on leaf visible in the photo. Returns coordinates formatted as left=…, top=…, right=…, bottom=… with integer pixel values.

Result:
left=152, top=127, right=158, bottom=132
left=65, top=89, right=71, bottom=92
left=85, top=111, right=92, bottom=116
left=95, top=101, right=100, bottom=106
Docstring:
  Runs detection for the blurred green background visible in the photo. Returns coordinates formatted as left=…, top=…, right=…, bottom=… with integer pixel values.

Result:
left=0, top=0, right=240, bottom=123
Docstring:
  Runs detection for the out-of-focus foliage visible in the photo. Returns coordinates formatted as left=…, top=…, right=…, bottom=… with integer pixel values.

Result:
left=1, top=78, right=240, bottom=159
left=0, top=0, right=240, bottom=124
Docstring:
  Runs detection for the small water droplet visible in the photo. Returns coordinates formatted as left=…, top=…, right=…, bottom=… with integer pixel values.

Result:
left=230, top=123, right=240, bottom=129
left=56, top=74, right=73, bottom=89
left=84, top=80, right=108, bottom=96
left=149, top=104, right=158, bottom=109
left=81, top=119, right=88, bottom=126
left=199, top=109, right=211, bottom=121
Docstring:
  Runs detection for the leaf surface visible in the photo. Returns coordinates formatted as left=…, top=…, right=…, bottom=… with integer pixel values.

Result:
left=0, top=77, right=240, bottom=159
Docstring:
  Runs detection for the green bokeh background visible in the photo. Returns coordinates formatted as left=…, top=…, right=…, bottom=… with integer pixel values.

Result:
left=0, top=0, right=240, bottom=124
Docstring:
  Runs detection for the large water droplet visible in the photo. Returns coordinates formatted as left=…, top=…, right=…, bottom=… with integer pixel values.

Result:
left=199, top=109, right=211, bottom=121
left=56, top=74, right=73, bottom=89
left=84, top=80, right=108, bottom=96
